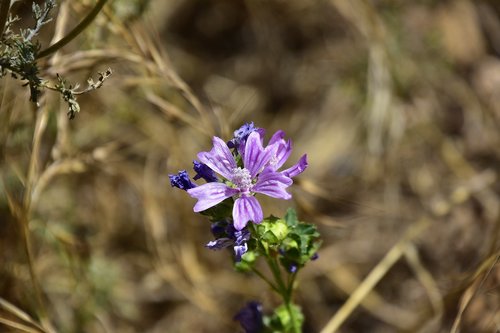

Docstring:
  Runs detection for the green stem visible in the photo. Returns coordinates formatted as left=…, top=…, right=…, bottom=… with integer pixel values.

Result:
left=287, top=271, right=298, bottom=298
left=36, top=0, right=108, bottom=59
left=265, top=254, right=301, bottom=333
left=250, top=223, right=302, bottom=332
left=285, top=300, right=301, bottom=333
left=251, top=267, right=280, bottom=294
left=264, top=253, right=286, bottom=294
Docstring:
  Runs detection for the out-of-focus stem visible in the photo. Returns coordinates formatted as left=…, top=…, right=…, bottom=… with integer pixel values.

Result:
left=37, top=0, right=108, bottom=58
left=0, top=0, right=10, bottom=38
left=252, top=267, right=280, bottom=294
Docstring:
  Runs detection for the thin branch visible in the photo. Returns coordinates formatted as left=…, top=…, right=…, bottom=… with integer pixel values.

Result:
left=37, top=0, right=108, bottom=58
left=25, top=1, right=55, bottom=41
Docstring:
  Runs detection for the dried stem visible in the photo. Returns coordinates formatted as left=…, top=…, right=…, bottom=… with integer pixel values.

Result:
left=37, top=0, right=108, bottom=58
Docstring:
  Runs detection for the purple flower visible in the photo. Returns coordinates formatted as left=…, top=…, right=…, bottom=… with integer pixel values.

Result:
left=227, top=122, right=265, bottom=154
left=193, top=160, right=218, bottom=182
left=187, top=131, right=294, bottom=230
left=234, top=301, right=264, bottom=333
left=288, top=264, right=298, bottom=273
left=206, top=224, right=251, bottom=261
left=266, top=130, right=308, bottom=178
left=169, top=170, right=196, bottom=190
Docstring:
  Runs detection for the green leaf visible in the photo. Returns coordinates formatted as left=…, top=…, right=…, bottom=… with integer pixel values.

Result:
left=234, top=250, right=258, bottom=272
left=200, top=198, right=233, bottom=220
left=285, top=208, right=298, bottom=227
left=265, top=303, right=304, bottom=333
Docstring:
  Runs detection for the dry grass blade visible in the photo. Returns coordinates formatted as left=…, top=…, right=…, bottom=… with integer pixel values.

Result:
left=325, top=265, right=418, bottom=330
left=146, top=92, right=210, bottom=135
left=30, top=158, right=87, bottom=210
left=404, top=243, right=444, bottom=317
left=0, top=298, right=46, bottom=333
left=0, top=317, right=43, bottom=333
left=450, top=254, right=500, bottom=333
left=320, top=217, right=430, bottom=333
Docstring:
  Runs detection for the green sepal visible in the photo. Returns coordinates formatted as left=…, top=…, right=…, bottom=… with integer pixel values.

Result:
left=285, top=208, right=299, bottom=227
left=258, top=217, right=289, bottom=245
left=234, top=249, right=258, bottom=272
left=263, top=303, right=304, bottom=333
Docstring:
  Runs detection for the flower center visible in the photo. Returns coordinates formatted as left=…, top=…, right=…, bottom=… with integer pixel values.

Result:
left=231, top=167, right=253, bottom=190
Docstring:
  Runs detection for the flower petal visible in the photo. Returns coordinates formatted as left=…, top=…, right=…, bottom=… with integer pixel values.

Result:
left=233, top=243, right=248, bottom=262
left=233, top=196, right=263, bottom=230
left=187, top=182, right=238, bottom=212
left=206, top=238, right=233, bottom=250
left=238, top=127, right=266, bottom=157
left=269, top=131, right=292, bottom=170
left=268, top=130, right=285, bottom=145
left=244, top=131, right=278, bottom=177
left=253, top=168, right=292, bottom=199
left=282, top=154, right=308, bottom=178
left=198, top=136, right=236, bottom=179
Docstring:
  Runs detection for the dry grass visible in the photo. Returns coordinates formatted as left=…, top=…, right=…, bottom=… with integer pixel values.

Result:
left=1, top=0, right=500, bottom=332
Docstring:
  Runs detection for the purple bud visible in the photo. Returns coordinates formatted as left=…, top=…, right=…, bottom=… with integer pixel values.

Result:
left=206, top=238, right=233, bottom=250
left=234, top=229, right=251, bottom=245
left=234, top=301, right=264, bottom=333
left=193, top=160, right=218, bottom=182
left=311, top=252, right=319, bottom=261
left=210, top=221, right=227, bottom=236
left=234, top=243, right=248, bottom=262
left=169, top=170, right=196, bottom=190
left=227, top=122, right=263, bottom=150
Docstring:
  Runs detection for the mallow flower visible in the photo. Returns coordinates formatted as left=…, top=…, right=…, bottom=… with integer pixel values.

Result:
left=187, top=130, right=307, bottom=230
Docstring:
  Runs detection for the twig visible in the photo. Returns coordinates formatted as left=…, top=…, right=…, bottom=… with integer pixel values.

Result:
left=37, top=0, right=108, bottom=58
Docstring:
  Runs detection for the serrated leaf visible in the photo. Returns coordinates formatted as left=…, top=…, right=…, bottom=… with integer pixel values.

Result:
left=285, top=208, right=298, bottom=227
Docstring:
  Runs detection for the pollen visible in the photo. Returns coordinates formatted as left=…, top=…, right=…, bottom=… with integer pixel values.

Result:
left=231, top=167, right=253, bottom=190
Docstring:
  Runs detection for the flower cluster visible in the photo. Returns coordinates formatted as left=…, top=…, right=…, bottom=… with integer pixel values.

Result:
left=170, top=123, right=320, bottom=333
left=186, top=124, right=307, bottom=230
left=169, top=123, right=308, bottom=261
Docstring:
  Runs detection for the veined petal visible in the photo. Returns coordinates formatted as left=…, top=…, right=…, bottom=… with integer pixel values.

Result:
left=206, top=238, right=233, bottom=250
left=233, top=243, right=248, bottom=262
left=269, top=131, right=295, bottom=170
left=268, top=130, right=285, bottom=145
left=244, top=131, right=278, bottom=178
left=198, top=136, right=236, bottom=179
left=238, top=127, right=266, bottom=158
left=282, top=154, right=308, bottom=178
left=187, top=182, right=238, bottom=212
left=233, top=196, right=263, bottom=230
left=253, top=169, right=292, bottom=199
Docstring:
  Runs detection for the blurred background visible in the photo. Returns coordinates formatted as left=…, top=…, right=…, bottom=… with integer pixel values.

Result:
left=1, top=0, right=500, bottom=332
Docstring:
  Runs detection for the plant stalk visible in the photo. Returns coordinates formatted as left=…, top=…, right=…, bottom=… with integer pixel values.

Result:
left=37, top=0, right=108, bottom=58
left=265, top=254, right=301, bottom=333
